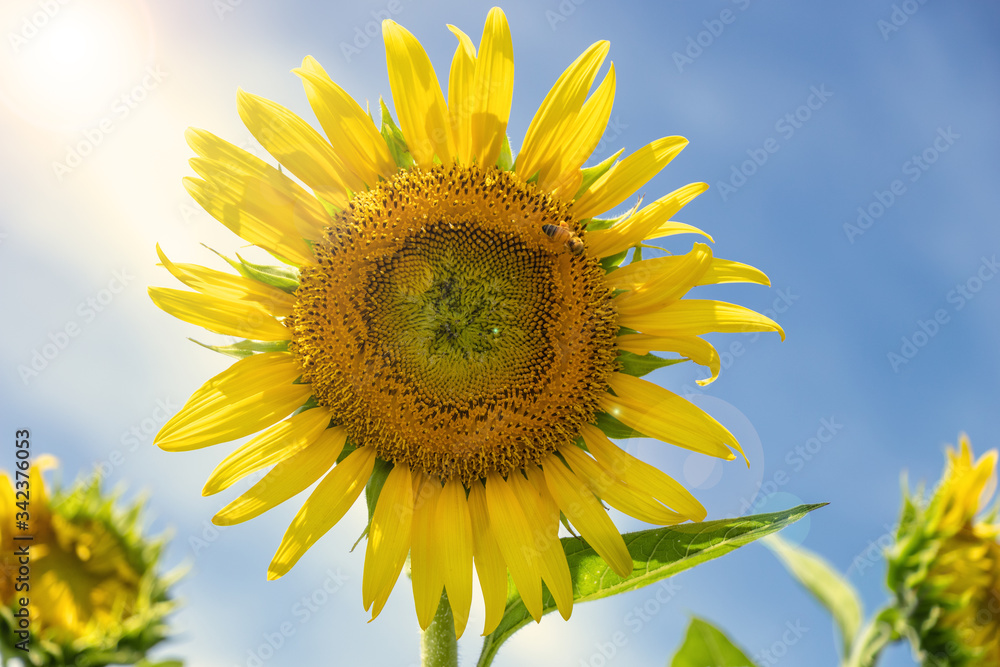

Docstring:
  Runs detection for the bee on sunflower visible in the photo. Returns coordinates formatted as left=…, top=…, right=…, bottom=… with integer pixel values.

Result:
left=150, top=7, right=782, bottom=638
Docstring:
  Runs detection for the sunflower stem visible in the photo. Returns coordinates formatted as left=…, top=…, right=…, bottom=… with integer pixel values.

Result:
left=843, top=605, right=903, bottom=667
left=421, top=589, right=458, bottom=667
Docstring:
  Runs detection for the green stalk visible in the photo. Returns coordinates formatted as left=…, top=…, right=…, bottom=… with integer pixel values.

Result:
left=422, top=589, right=459, bottom=667
left=844, top=606, right=903, bottom=667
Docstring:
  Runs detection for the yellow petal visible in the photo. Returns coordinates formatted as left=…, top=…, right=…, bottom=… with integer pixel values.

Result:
left=148, top=287, right=289, bottom=341
left=559, top=444, right=684, bottom=525
left=24, top=459, right=53, bottom=530
left=586, top=182, right=709, bottom=258
left=435, top=478, right=474, bottom=637
left=155, top=352, right=311, bottom=452
left=699, top=258, right=771, bottom=286
left=603, top=372, right=743, bottom=461
left=573, top=136, right=690, bottom=220
left=237, top=90, right=357, bottom=206
left=485, top=472, right=544, bottom=621
left=202, top=408, right=333, bottom=496
left=542, top=454, right=633, bottom=577
left=295, top=56, right=397, bottom=184
left=411, top=476, right=444, bottom=629
left=580, top=424, right=705, bottom=520
left=212, top=425, right=346, bottom=525
left=446, top=25, right=477, bottom=164
left=364, top=463, right=414, bottom=618
left=268, top=446, right=376, bottom=579
left=547, top=63, right=616, bottom=198
left=619, top=299, right=785, bottom=341
left=470, top=7, right=514, bottom=167
left=508, top=471, right=573, bottom=620
left=606, top=254, right=769, bottom=290
left=614, top=243, right=714, bottom=315
left=616, top=334, right=721, bottom=386
left=182, top=176, right=316, bottom=266
left=156, top=244, right=295, bottom=317
left=517, top=41, right=610, bottom=184
left=382, top=20, right=453, bottom=168
left=468, top=481, right=508, bottom=636
left=185, top=128, right=331, bottom=243
left=523, top=465, right=559, bottom=527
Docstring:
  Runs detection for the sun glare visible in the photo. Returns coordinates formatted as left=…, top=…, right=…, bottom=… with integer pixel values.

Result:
left=0, top=0, right=154, bottom=130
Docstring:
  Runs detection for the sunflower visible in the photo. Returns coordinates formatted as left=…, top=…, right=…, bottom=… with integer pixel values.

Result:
left=888, top=435, right=1000, bottom=666
left=0, top=457, right=176, bottom=666
left=151, top=7, right=783, bottom=637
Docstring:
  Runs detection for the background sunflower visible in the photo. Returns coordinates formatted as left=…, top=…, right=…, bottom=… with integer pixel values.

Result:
left=0, top=1, right=997, bottom=665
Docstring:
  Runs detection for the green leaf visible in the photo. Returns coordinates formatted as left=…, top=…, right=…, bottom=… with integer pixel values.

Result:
left=476, top=504, right=826, bottom=667
left=617, top=349, right=685, bottom=377
left=763, top=534, right=863, bottom=657
left=379, top=98, right=414, bottom=170
left=670, top=617, right=757, bottom=667
left=189, top=338, right=288, bottom=360
left=497, top=135, right=514, bottom=171
left=575, top=148, right=623, bottom=199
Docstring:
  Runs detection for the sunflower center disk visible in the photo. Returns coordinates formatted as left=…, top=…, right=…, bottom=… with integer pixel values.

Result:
left=290, top=165, right=619, bottom=484
left=369, top=226, right=551, bottom=400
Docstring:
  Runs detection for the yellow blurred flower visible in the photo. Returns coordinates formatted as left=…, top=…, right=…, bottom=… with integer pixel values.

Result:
left=888, top=435, right=1000, bottom=666
left=151, top=7, right=782, bottom=636
left=0, top=457, right=176, bottom=666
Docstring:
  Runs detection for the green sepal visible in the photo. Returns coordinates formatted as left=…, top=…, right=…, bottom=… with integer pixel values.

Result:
left=574, top=148, right=623, bottom=200
left=366, top=458, right=392, bottom=526
left=594, top=410, right=645, bottom=439
left=316, top=194, right=341, bottom=219
left=585, top=217, right=616, bottom=232
left=337, top=441, right=357, bottom=464
left=379, top=98, right=414, bottom=170
left=351, top=458, right=392, bottom=552
left=292, top=396, right=321, bottom=416
left=617, top=349, right=685, bottom=377
left=844, top=607, right=905, bottom=667
left=670, top=617, right=758, bottom=667
left=476, top=504, right=827, bottom=667
left=202, top=244, right=300, bottom=293
left=189, top=338, right=289, bottom=360
left=234, top=253, right=300, bottom=293
left=763, top=533, right=863, bottom=657
left=599, top=249, right=629, bottom=273
left=497, top=135, right=514, bottom=171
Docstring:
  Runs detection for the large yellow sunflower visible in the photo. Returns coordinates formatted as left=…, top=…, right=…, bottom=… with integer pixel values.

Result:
left=151, top=7, right=783, bottom=637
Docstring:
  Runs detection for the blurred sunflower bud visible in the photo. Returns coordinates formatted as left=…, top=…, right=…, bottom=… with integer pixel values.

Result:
left=887, top=435, right=1000, bottom=666
left=0, top=456, right=180, bottom=666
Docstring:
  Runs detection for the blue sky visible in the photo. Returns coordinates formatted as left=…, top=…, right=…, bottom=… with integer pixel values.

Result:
left=1, top=0, right=998, bottom=665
